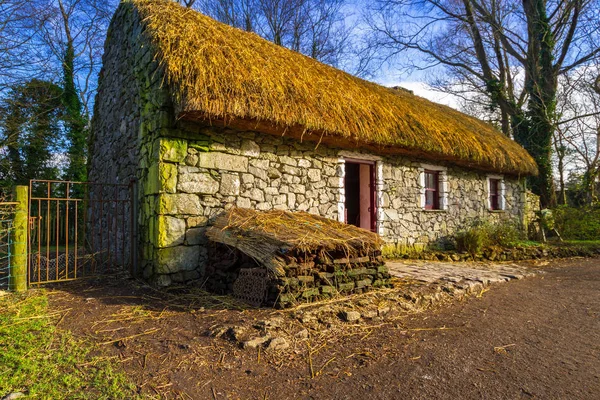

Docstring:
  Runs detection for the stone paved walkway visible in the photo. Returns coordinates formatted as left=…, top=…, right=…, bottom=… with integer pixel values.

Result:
left=387, top=260, right=537, bottom=289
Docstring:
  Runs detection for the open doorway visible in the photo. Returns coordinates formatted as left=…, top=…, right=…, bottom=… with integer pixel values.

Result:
left=344, top=160, right=376, bottom=232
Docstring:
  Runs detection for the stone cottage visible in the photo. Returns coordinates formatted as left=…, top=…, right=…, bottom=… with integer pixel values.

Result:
left=89, top=0, right=538, bottom=285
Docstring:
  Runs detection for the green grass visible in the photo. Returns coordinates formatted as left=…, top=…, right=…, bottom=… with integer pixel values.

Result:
left=559, top=240, right=600, bottom=248
left=0, top=291, right=137, bottom=399
left=507, top=240, right=545, bottom=248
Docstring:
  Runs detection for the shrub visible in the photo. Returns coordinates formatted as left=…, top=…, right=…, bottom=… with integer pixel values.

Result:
left=488, top=220, right=522, bottom=247
left=553, top=205, right=600, bottom=240
left=455, top=227, right=486, bottom=255
left=455, top=218, right=524, bottom=254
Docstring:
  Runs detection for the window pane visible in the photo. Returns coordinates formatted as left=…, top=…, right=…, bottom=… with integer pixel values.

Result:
left=425, top=171, right=437, bottom=189
left=490, top=179, right=498, bottom=195
left=425, top=190, right=434, bottom=207
left=490, top=194, right=498, bottom=210
left=489, top=179, right=501, bottom=210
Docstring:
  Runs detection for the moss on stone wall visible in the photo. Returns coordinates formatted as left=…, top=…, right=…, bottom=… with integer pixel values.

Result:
left=145, top=162, right=177, bottom=195
left=155, top=138, right=188, bottom=163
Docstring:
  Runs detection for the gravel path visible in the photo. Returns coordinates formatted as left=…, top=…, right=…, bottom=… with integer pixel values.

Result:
left=387, top=259, right=537, bottom=283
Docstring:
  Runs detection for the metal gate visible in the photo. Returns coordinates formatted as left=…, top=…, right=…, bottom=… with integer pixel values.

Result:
left=0, top=200, right=17, bottom=290
left=28, top=180, right=135, bottom=284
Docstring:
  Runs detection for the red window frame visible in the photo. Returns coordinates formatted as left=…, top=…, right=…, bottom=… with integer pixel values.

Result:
left=489, top=178, right=501, bottom=210
left=424, top=170, right=440, bottom=210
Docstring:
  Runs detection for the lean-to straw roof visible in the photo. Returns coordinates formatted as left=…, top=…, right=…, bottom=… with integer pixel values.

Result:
left=206, top=208, right=383, bottom=276
left=130, top=0, right=537, bottom=176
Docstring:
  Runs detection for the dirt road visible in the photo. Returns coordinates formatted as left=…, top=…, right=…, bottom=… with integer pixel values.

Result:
left=52, top=258, right=600, bottom=399
left=319, top=258, right=600, bottom=400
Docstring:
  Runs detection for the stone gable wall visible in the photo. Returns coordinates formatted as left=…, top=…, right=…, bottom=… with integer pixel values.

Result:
left=89, top=3, right=183, bottom=280
left=88, top=4, right=156, bottom=267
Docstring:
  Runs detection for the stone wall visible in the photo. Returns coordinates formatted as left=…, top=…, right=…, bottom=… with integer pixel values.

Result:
left=144, top=122, right=527, bottom=285
left=205, top=244, right=391, bottom=308
left=144, top=124, right=345, bottom=285
left=88, top=4, right=155, bottom=267
left=89, top=3, right=181, bottom=278
left=379, top=159, right=524, bottom=251
left=89, top=4, right=144, bottom=187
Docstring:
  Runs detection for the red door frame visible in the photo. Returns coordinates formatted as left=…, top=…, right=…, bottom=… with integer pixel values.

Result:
left=344, top=158, right=377, bottom=233
left=369, top=163, right=377, bottom=232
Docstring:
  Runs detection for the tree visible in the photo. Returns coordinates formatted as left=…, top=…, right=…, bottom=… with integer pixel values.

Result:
left=56, top=0, right=88, bottom=183
left=198, top=0, right=258, bottom=31
left=299, top=0, right=352, bottom=65
left=1, top=0, right=118, bottom=183
left=554, top=64, right=600, bottom=204
left=32, top=0, right=116, bottom=182
left=178, top=0, right=198, bottom=7
left=198, top=0, right=352, bottom=67
left=367, top=0, right=600, bottom=207
left=0, top=1, right=40, bottom=93
left=552, top=126, right=576, bottom=205
left=0, top=79, right=65, bottom=189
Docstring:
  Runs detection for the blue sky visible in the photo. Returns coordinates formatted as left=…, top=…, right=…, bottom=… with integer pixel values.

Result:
left=342, top=0, right=461, bottom=109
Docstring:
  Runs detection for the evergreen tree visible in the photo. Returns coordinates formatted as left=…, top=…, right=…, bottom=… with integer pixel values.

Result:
left=0, top=79, right=66, bottom=189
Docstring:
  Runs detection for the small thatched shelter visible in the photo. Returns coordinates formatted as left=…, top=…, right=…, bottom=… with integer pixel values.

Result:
left=89, top=0, right=538, bottom=287
left=207, top=207, right=383, bottom=276
left=206, top=208, right=389, bottom=307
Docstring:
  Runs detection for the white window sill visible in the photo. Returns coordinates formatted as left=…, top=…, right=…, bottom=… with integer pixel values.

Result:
left=488, top=209, right=506, bottom=213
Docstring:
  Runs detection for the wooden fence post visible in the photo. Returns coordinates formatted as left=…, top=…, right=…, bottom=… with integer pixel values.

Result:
left=9, top=185, right=28, bottom=292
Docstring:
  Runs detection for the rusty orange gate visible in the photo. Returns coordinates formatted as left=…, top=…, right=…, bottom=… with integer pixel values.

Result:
left=28, top=180, right=136, bottom=284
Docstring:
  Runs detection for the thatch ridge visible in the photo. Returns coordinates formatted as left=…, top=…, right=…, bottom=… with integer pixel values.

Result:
left=206, top=208, right=383, bottom=276
left=130, top=0, right=537, bottom=176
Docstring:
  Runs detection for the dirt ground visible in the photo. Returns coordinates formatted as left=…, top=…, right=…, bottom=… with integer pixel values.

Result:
left=48, top=257, right=600, bottom=399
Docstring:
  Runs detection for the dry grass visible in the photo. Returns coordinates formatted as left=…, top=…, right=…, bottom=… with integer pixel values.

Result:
left=127, top=0, right=537, bottom=175
left=206, top=208, right=383, bottom=275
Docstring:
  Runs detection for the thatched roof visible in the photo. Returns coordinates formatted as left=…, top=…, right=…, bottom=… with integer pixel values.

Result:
left=129, top=0, right=537, bottom=176
left=206, top=208, right=383, bottom=276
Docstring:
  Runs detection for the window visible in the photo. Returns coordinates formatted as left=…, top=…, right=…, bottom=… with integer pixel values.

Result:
left=419, top=165, right=447, bottom=210
left=424, top=170, right=440, bottom=210
left=487, top=176, right=504, bottom=211
left=489, top=178, right=501, bottom=210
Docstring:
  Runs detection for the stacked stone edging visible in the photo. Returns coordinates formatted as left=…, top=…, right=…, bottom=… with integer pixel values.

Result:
left=205, top=244, right=392, bottom=308
left=271, top=251, right=392, bottom=307
left=390, top=245, right=600, bottom=263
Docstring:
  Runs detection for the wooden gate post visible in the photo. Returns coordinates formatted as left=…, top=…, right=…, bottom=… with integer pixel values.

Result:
left=9, top=185, right=28, bottom=292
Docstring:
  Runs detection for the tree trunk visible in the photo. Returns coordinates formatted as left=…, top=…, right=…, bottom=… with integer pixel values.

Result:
left=522, top=0, right=557, bottom=208
left=554, top=133, right=567, bottom=205
left=59, top=0, right=87, bottom=184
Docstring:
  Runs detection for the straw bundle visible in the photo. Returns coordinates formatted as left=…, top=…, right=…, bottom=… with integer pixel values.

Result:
left=205, top=208, right=390, bottom=307
left=128, top=0, right=537, bottom=175
left=206, top=208, right=383, bottom=277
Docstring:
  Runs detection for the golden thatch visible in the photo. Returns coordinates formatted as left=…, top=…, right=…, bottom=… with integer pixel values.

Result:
left=206, top=208, right=383, bottom=276
left=129, top=0, right=537, bottom=175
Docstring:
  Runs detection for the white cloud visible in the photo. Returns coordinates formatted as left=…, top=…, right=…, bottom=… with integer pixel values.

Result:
left=375, top=78, right=462, bottom=110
